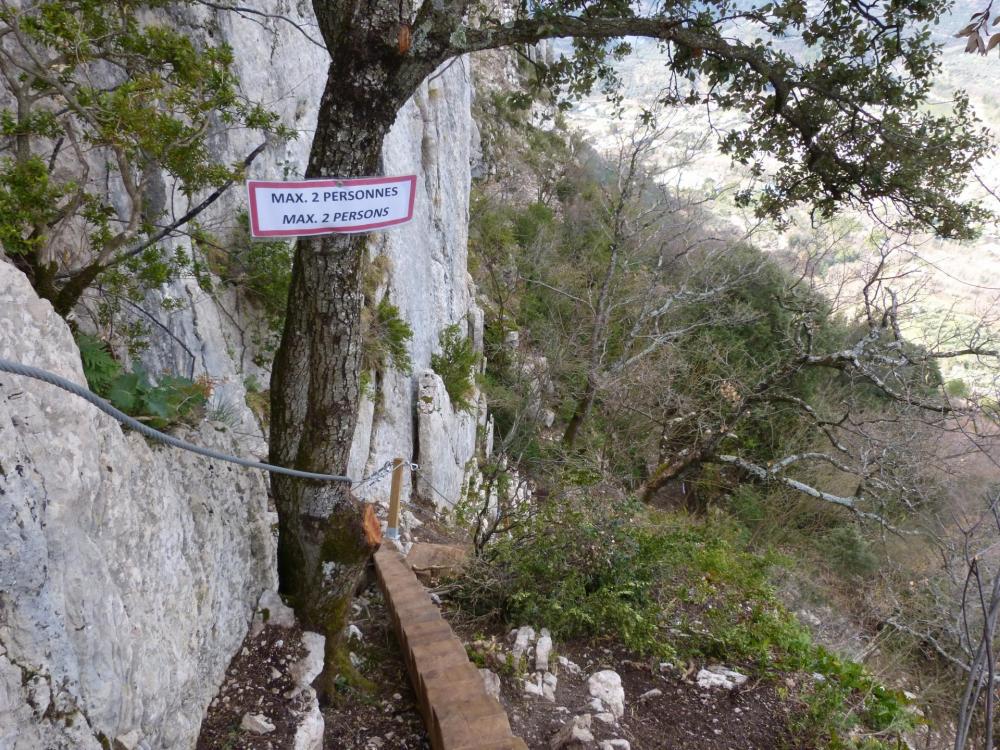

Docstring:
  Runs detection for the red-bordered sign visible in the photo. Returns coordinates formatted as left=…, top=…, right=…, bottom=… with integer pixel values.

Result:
left=247, top=175, right=417, bottom=238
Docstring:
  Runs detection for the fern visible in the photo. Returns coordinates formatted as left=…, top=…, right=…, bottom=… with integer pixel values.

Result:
left=74, top=332, right=208, bottom=429
left=74, top=332, right=122, bottom=395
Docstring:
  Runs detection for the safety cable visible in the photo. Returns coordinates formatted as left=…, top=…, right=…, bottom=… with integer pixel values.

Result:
left=0, top=357, right=355, bottom=483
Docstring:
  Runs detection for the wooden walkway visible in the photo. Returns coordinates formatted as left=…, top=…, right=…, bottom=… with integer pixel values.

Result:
left=374, top=543, right=528, bottom=750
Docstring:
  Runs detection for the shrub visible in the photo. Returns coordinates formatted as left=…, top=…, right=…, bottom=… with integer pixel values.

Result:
left=945, top=378, right=970, bottom=398
left=362, top=297, right=413, bottom=377
left=452, top=499, right=912, bottom=748
left=823, top=525, right=879, bottom=581
left=454, top=496, right=674, bottom=657
left=431, top=323, right=478, bottom=412
left=75, top=332, right=208, bottom=429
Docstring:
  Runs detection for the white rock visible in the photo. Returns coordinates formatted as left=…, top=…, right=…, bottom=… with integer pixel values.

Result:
left=513, top=626, right=536, bottom=664
left=25, top=674, right=51, bottom=717
left=346, top=624, right=364, bottom=642
left=696, top=666, right=748, bottom=691
left=289, top=632, right=326, bottom=694
left=594, top=712, right=616, bottom=725
left=524, top=673, right=544, bottom=698
left=543, top=671, right=558, bottom=702
left=638, top=688, right=662, bottom=701
left=347, top=56, right=484, bottom=511
left=115, top=730, right=142, bottom=750
left=587, top=670, right=625, bottom=719
left=292, top=702, right=324, bottom=750
left=549, top=714, right=594, bottom=749
left=558, top=656, right=582, bottom=676
left=535, top=630, right=553, bottom=672
left=0, top=261, right=276, bottom=749
left=251, top=590, right=295, bottom=636
left=481, top=668, right=502, bottom=701
left=600, top=741, right=630, bottom=750
left=241, top=712, right=276, bottom=734
left=349, top=652, right=363, bottom=669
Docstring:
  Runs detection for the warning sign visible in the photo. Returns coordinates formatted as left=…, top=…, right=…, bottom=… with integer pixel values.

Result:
left=247, top=175, right=417, bottom=238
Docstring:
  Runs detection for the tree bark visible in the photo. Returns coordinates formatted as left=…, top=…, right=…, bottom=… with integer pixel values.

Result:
left=267, top=0, right=453, bottom=699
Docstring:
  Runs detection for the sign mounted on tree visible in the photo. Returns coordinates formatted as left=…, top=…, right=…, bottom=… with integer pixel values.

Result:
left=246, top=175, right=416, bottom=238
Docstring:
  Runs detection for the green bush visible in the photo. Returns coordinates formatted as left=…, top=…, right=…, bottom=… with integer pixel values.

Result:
left=453, top=499, right=912, bottom=748
left=75, top=332, right=208, bottom=429
left=431, top=323, right=478, bottom=412
left=455, top=496, right=673, bottom=657
left=945, top=378, right=970, bottom=398
left=822, top=526, right=879, bottom=581
left=362, top=297, right=413, bottom=376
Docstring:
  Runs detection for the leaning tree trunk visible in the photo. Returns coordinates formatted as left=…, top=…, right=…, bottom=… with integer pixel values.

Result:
left=267, top=0, right=443, bottom=699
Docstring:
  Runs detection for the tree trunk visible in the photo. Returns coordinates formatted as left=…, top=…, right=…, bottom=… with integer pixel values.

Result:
left=267, top=0, right=435, bottom=699
left=562, top=378, right=596, bottom=448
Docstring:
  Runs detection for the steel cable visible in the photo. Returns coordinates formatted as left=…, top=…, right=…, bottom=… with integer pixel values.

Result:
left=0, top=357, right=354, bottom=483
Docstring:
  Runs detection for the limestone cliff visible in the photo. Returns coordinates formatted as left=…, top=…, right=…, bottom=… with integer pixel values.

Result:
left=0, top=261, right=276, bottom=749
left=0, top=2, right=484, bottom=748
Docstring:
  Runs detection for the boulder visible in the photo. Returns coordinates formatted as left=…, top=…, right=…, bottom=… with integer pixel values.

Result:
left=535, top=629, right=553, bottom=672
left=406, top=542, right=469, bottom=582
left=587, top=670, right=626, bottom=719
left=240, top=713, right=276, bottom=734
left=550, top=714, right=595, bottom=749
left=480, top=669, right=502, bottom=701
left=696, top=666, right=748, bottom=691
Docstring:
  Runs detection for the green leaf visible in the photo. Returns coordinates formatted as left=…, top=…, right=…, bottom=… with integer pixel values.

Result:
left=107, top=372, right=140, bottom=412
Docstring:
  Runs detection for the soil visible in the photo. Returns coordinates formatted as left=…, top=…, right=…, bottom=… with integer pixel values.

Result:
left=322, top=585, right=429, bottom=750
left=449, top=611, right=802, bottom=750
left=197, top=624, right=309, bottom=750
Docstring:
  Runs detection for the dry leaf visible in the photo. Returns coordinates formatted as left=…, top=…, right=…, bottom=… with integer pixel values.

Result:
left=957, top=22, right=977, bottom=37
left=988, top=33, right=1000, bottom=52
left=966, top=34, right=980, bottom=52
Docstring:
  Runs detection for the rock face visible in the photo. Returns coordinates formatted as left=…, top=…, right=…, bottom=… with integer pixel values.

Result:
left=347, top=58, right=484, bottom=511
left=0, top=262, right=276, bottom=749
left=0, top=1, right=486, bottom=747
left=124, top=3, right=484, bottom=515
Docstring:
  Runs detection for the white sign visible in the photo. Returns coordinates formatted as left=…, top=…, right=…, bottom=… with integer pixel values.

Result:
left=246, top=175, right=417, bottom=238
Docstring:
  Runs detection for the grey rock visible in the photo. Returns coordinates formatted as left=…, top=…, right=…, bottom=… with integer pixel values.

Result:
left=558, top=656, right=582, bottom=676
left=0, top=262, right=274, bottom=749
left=292, top=703, right=324, bottom=750
left=587, top=670, right=626, bottom=719
left=252, top=590, right=297, bottom=637
left=480, top=668, right=502, bottom=701
left=240, top=713, right=276, bottom=734
left=535, top=630, right=553, bottom=672
left=287, top=632, right=325, bottom=696
left=543, top=671, right=558, bottom=702
left=115, top=730, right=142, bottom=750
left=600, top=741, right=630, bottom=750
left=549, top=714, right=595, bottom=749
left=347, top=56, right=485, bottom=513
left=696, top=666, right=748, bottom=691
left=512, top=625, right=536, bottom=664
left=638, top=688, right=662, bottom=701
